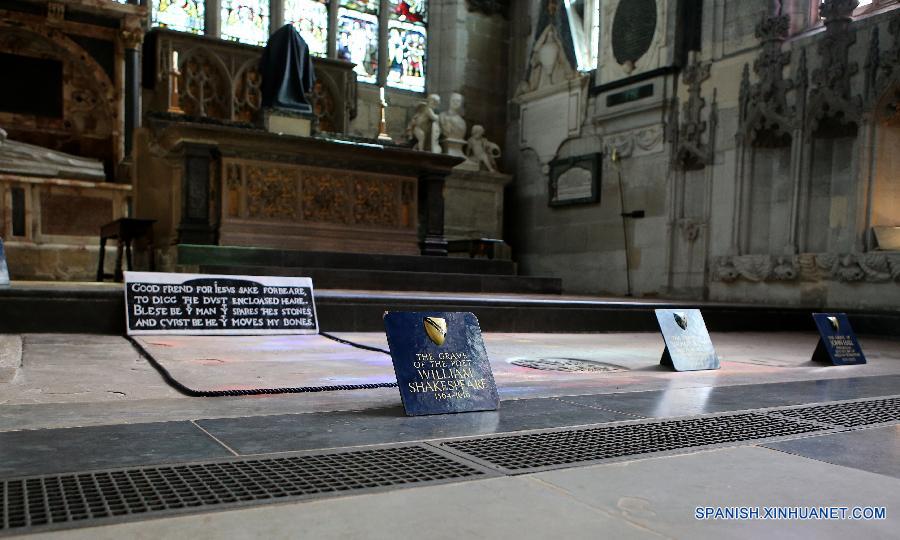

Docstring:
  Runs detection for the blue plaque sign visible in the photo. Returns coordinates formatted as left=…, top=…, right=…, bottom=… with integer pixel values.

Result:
left=654, top=309, right=720, bottom=371
left=0, top=238, right=8, bottom=286
left=384, top=311, right=499, bottom=416
left=811, top=313, right=866, bottom=365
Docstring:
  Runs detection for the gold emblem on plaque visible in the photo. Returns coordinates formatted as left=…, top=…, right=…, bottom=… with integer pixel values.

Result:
left=673, top=312, right=688, bottom=331
left=827, top=316, right=839, bottom=333
left=423, top=317, right=447, bottom=346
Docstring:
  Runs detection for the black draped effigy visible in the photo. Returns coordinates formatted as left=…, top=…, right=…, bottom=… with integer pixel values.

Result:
left=259, top=24, right=316, bottom=114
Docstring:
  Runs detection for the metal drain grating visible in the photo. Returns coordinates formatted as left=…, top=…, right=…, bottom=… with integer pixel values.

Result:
left=773, top=397, right=900, bottom=427
left=509, top=358, right=625, bottom=373
left=0, top=445, right=485, bottom=533
left=442, top=413, right=827, bottom=472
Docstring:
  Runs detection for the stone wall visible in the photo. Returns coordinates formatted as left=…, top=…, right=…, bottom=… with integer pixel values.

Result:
left=510, top=0, right=900, bottom=309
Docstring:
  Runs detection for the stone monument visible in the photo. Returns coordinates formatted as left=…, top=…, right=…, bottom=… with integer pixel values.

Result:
left=439, top=93, right=467, bottom=157
left=408, top=94, right=441, bottom=152
left=0, top=127, right=105, bottom=181
left=463, top=125, right=501, bottom=172
left=259, top=24, right=316, bottom=137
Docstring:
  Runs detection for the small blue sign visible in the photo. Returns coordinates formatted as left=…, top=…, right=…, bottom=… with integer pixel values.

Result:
left=811, top=313, right=866, bottom=365
left=0, top=237, right=8, bottom=286
left=654, top=309, right=720, bottom=371
left=384, top=311, right=499, bottom=416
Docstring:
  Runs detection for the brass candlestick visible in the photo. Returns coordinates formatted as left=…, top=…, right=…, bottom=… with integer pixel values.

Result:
left=167, top=49, right=184, bottom=114
left=377, top=87, right=393, bottom=142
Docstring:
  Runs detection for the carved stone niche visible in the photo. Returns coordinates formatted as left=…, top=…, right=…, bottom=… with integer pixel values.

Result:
left=144, top=29, right=357, bottom=134
left=514, top=24, right=589, bottom=166
left=672, top=54, right=717, bottom=170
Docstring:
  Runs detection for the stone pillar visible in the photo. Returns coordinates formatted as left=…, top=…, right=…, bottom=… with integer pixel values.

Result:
left=418, top=172, right=448, bottom=256
left=121, top=29, right=143, bottom=159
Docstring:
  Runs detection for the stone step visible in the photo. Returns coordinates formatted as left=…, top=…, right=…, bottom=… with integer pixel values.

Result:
left=178, top=245, right=517, bottom=276
left=198, top=265, right=563, bottom=295
left=2, top=284, right=899, bottom=336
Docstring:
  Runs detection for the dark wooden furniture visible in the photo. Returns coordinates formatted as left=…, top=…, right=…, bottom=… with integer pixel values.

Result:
left=97, top=218, right=156, bottom=282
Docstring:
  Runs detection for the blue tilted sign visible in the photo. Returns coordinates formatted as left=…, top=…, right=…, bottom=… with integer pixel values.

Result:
left=0, top=238, right=8, bottom=286
left=811, top=313, right=866, bottom=365
left=655, top=309, right=720, bottom=371
left=384, top=311, right=499, bottom=416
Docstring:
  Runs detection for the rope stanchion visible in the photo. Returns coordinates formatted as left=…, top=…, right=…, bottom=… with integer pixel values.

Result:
left=127, top=333, right=398, bottom=397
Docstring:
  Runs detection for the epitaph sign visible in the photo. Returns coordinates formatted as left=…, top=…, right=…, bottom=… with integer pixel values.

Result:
left=655, top=309, right=719, bottom=371
left=384, top=312, right=499, bottom=416
left=0, top=238, right=8, bottom=286
left=124, top=271, right=317, bottom=335
left=811, top=313, right=866, bottom=366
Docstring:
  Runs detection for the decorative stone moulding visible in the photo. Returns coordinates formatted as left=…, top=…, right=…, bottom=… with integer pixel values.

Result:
left=514, top=24, right=589, bottom=166
left=712, top=253, right=900, bottom=283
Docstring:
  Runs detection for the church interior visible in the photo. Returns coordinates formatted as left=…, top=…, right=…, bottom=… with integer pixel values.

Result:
left=0, top=0, right=899, bottom=537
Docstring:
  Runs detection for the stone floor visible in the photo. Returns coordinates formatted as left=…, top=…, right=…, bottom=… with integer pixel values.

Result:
left=0, top=331, right=899, bottom=538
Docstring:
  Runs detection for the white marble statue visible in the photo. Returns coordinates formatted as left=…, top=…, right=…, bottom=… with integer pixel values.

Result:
left=408, top=94, right=441, bottom=152
left=439, top=93, right=468, bottom=157
left=464, top=125, right=501, bottom=173
left=0, top=127, right=105, bottom=181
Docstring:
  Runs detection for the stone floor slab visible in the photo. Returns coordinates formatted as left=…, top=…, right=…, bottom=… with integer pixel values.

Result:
left=534, top=445, right=900, bottom=539
left=196, top=397, right=635, bottom=455
left=765, top=425, right=900, bottom=479
left=0, top=421, right=231, bottom=477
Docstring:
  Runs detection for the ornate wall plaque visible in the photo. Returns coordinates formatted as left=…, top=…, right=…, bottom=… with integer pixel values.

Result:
left=611, top=0, right=657, bottom=69
left=549, top=153, right=601, bottom=206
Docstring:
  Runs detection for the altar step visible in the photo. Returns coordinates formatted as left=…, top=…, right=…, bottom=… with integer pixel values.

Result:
left=3, top=284, right=899, bottom=335
left=179, top=245, right=562, bottom=295
left=178, top=245, right=517, bottom=276
left=198, top=265, right=563, bottom=294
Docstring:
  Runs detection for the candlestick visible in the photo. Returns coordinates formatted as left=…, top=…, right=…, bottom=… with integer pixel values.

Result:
left=376, top=87, right=393, bottom=142
left=168, top=48, right=184, bottom=114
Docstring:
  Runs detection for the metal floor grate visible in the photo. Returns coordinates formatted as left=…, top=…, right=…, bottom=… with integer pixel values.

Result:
left=0, top=445, right=485, bottom=533
left=442, top=413, right=827, bottom=472
left=773, top=397, right=900, bottom=427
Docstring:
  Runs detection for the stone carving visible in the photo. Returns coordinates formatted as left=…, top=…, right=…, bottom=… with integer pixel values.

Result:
left=302, top=173, right=351, bottom=224
left=517, top=24, right=578, bottom=95
left=463, top=125, right=502, bottom=172
left=246, top=165, right=298, bottom=220
left=440, top=93, right=467, bottom=157
left=408, top=94, right=441, bottom=152
left=712, top=253, right=900, bottom=283
left=673, top=54, right=716, bottom=170
left=0, top=128, right=105, bottom=181
left=466, top=0, right=509, bottom=17
left=310, top=78, right=337, bottom=132
left=868, top=17, right=900, bottom=117
left=739, top=15, right=794, bottom=146
left=234, top=64, right=262, bottom=124
left=181, top=49, right=229, bottom=120
left=808, top=0, right=863, bottom=134
left=604, top=126, right=664, bottom=159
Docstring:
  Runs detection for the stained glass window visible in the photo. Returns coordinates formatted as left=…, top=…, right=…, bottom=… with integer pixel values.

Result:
left=221, top=0, right=270, bottom=46
left=340, top=0, right=379, bottom=15
left=152, top=0, right=205, bottom=34
left=338, top=8, right=379, bottom=84
left=389, top=0, right=426, bottom=23
left=284, top=0, right=328, bottom=57
left=386, top=20, right=426, bottom=92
